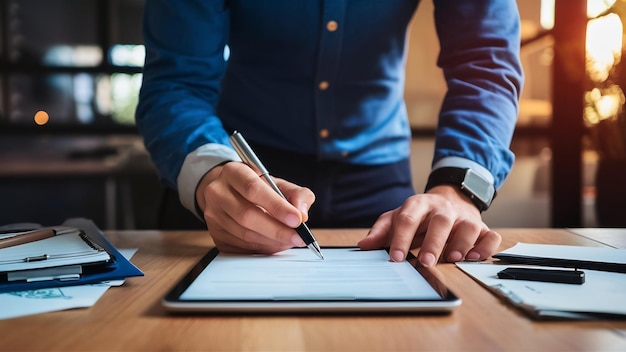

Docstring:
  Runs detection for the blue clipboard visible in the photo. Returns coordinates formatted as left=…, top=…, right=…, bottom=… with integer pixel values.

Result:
left=0, top=218, right=143, bottom=293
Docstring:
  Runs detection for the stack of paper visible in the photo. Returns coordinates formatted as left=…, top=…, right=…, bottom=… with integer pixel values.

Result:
left=0, top=218, right=143, bottom=293
left=458, top=243, right=626, bottom=319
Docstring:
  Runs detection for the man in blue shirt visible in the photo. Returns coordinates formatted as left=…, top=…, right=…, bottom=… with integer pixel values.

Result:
left=136, top=0, right=523, bottom=267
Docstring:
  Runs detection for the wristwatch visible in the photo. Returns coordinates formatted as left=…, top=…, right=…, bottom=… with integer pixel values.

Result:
left=424, top=167, right=496, bottom=212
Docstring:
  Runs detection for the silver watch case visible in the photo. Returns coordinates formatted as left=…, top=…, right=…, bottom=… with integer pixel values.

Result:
left=460, top=168, right=495, bottom=210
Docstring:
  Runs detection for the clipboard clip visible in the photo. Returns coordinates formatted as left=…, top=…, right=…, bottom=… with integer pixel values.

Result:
left=7, top=264, right=82, bottom=282
left=24, top=254, right=49, bottom=262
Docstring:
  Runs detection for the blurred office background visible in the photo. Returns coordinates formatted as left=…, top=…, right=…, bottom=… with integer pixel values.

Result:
left=0, top=0, right=623, bottom=229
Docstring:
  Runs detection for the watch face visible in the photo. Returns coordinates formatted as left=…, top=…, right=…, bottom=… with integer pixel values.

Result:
left=461, top=169, right=494, bottom=206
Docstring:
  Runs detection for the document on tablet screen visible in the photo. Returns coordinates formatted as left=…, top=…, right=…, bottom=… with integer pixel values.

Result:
left=180, top=248, right=441, bottom=301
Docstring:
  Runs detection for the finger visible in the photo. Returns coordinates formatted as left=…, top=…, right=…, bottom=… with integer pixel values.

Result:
left=388, top=201, right=429, bottom=263
left=276, top=178, right=315, bottom=222
left=465, top=229, right=502, bottom=261
left=200, top=162, right=303, bottom=253
left=229, top=163, right=303, bottom=228
left=417, top=212, right=455, bottom=267
left=441, top=219, right=481, bottom=262
left=357, top=211, right=393, bottom=250
left=201, top=171, right=304, bottom=249
left=210, top=226, right=294, bottom=254
left=203, top=203, right=284, bottom=249
left=216, top=189, right=305, bottom=247
left=206, top=208, right=294, bottom=249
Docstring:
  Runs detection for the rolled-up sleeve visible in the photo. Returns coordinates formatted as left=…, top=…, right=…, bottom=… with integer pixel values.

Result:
left=136, top=0, right=234, bottom=190
left=432, top=0, right=524, bottom=189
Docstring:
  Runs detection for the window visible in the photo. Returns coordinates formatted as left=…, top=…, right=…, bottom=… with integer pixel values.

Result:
left=0, top=0, right=144, bottom=134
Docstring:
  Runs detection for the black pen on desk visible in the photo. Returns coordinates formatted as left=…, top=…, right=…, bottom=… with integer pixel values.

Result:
left=229, top=131, right=325, bottom=260
left=0, top=228, right=56, bottom=249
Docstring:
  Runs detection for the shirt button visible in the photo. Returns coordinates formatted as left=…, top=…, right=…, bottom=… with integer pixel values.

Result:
left=319, top=81, right=329, bottom=90
left=326, top=21, right=338, bottom=32
left=320, top=129, right=329, bottom=139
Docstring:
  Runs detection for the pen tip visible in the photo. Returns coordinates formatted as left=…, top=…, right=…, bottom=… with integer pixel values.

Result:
left=312, top=242, right=324, bottom=260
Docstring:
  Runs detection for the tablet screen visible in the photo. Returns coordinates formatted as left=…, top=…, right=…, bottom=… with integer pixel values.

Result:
left=163, top=247, right=461, bottom=313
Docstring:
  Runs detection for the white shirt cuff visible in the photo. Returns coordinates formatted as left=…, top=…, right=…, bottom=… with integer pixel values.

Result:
left=177, top=143, right=241, bottom=219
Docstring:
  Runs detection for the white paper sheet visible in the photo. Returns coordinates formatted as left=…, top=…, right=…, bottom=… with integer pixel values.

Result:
left=496, top=242, right=626, bottom=264
left=0, top=248, right=137, bottom=320
left=181, top=248, right=441, bottom=301
left=457, top=262, right=626, bottom=318
left=0, top=231, right=111, bottom=272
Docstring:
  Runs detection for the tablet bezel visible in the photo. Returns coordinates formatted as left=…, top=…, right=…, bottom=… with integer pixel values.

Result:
left=162, top=247, right=461, bottom=314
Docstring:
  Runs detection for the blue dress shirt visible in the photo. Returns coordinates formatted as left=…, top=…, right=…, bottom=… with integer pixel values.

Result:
left=136, top=0, right=523, bottom=214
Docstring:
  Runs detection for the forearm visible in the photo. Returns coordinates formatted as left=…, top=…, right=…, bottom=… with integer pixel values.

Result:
left=432, top=0, right=524, bottom=188
left=136, top=0, right=232, bottom=189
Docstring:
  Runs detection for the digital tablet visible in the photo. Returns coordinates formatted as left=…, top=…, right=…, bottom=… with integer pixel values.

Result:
left=162, top=247, right=461, bottom=313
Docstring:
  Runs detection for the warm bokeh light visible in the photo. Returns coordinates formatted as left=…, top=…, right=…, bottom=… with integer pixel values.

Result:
left=540, top=0, right=555, bottom=30
left=588, top=0, right=618, bottom=18
left=539, top=0, right=619, bottom=30
left=33, top=110, right=49, bottom=125
left=586, top=13, right=623, bottom=83
left=584, top=0, right=625, bottom=128
left=584, top=86, right=625, bottom=124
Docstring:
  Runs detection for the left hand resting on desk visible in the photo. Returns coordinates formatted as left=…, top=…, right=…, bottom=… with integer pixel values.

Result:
left=357, top=185, right=502, bottom=267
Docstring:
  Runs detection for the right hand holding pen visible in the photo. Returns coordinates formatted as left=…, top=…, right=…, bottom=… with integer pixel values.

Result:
left=195, top=162, right=315, bottom=253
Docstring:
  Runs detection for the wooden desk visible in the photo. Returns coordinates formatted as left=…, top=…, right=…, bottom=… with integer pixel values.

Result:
left=2, top=229, right=625, bottom=351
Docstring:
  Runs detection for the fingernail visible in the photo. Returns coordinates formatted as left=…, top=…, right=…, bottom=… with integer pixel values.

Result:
left=466, top=251, right=481, bottom=261
left=284, top=214, right=301, bottom=228
left=420, top=253, right=436, bottom=267
left=291, top=234, right=306, bottom=247
left=448, top=251, right=463, bottom=263
left=390, top=250, right=405, bottom=262
left=298, top=202, right=308, bottom=214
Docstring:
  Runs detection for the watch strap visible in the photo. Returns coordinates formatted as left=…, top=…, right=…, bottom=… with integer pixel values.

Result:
left=424, top=167, right=496, bottom=212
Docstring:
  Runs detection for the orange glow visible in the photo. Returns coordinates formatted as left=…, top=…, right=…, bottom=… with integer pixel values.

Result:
left=34, top=111, right=49, bottom=125
left=584, top=1, right=625, bottom=127
left=584, top=86, right=625, bottom=124
left=586, top=13, right=623, bottom=83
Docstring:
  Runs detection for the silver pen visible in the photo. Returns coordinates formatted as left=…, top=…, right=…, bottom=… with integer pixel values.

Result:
left=229, top=131, right=325, bottom=260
